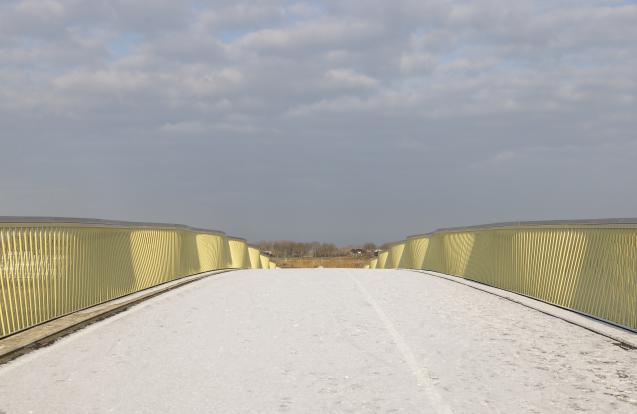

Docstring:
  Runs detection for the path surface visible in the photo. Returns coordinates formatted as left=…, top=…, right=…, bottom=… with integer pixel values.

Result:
left=0, top=269, right=636, bottom=413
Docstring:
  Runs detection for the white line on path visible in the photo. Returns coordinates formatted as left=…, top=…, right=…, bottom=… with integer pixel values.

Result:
left=347, top=270, right=454, bottom=414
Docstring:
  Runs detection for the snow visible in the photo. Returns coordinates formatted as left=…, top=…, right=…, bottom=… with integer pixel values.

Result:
left=0, top=268, right=635, bottom=413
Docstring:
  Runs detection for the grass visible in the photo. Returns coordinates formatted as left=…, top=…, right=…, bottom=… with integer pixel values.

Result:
left=274, top=256, right=370, bottom=268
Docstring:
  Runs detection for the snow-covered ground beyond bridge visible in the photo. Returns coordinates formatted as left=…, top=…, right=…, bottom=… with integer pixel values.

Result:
left=0, top=268, right=635, bottom=413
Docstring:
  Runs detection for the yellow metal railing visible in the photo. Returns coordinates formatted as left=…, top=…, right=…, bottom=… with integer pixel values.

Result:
left=227, top=237, right=251, bottom=269
left=0, top=217, right=266, bottom=338
left=248, top=246, right=261, bottom=269
left=260, top=254, right=270, bottom=270
left=371, top=220, right=637, bottom=330
left=386, top=242, right=405, bottom=269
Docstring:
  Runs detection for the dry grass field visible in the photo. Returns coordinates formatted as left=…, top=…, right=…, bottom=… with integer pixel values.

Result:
left=274, top=256, right=370, bottom=268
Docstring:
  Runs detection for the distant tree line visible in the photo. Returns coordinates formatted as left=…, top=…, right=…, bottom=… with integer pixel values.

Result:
left=256, top=241, right=383, bottom=258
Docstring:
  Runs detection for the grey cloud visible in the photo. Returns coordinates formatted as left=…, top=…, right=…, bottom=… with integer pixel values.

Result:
left=232, top=19, right=385, bottom=53
left=0, top=0, right=636, bottom=244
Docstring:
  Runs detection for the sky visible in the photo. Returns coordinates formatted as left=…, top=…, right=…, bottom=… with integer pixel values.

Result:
left=1, top=0, right=636, bottom=245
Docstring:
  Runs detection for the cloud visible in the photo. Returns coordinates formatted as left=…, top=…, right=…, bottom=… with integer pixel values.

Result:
left=324, top=69, right=378, bottom=89
left=399, top=53, right=437, bottom=74
left=232, top=19, right=383, bottom=52
left=0, top=0, right=636, bottom=244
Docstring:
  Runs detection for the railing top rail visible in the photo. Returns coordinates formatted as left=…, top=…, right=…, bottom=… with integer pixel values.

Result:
left=407, top=218, right=637, bottom=238
left=226, top=236, right=248, bottom=242
left=0, top=216, right=227, bottom=235
left=384, top=241, right=405, bottom=248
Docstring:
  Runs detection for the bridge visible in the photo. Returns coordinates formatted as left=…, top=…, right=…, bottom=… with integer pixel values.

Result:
left=0, top=218, right=636, bottom=413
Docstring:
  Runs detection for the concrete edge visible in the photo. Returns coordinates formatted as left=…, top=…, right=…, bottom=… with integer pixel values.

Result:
left=0, top=269, right=237, bottom=365
left=406, top=269, right=637, bottom=350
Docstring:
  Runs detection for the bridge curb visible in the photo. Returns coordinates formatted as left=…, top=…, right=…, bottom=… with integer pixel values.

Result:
left=0, top=269, right=236, bottom=365
left=408, top=269, right=637, bottom=350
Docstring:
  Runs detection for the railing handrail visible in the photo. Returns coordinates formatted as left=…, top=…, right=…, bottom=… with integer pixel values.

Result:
left=0, top=216, right=227, bottom=236
left=407, top=217, right=637, bottom=238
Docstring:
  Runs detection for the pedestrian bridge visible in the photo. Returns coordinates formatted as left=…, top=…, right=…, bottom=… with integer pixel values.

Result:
left=0, top=218, right=636, bottom=413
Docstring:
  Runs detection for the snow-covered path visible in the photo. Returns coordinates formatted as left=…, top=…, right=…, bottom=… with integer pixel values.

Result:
left=1, top=268, right=635, bottom=413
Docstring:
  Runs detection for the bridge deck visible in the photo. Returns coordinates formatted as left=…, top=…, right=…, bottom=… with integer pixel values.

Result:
left=0, top=269, right=635, bottom=413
